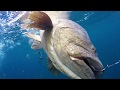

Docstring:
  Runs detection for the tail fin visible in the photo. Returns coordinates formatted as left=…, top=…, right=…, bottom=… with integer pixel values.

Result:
left=42, top=11, right=71, bottom=25
left=27, top=11, right=53, bottom=30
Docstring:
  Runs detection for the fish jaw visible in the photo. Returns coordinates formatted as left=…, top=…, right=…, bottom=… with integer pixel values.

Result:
left=67, top=43, right=104, bottom=79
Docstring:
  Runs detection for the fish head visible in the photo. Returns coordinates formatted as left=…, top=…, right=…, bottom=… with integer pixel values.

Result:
left=67, top=40, right=104, bottom=79
left=65, top=26, right=104, bottom=79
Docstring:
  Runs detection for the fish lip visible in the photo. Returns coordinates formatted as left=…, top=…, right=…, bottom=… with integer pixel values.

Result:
left=83, top=57, right=104, bottom=78
left=70, top=56, right=104, bottom=79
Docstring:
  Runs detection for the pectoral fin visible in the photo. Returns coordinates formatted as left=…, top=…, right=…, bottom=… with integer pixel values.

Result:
left=31, top=40, right=42, bottom=50
left=25, top=33, right=41, bottom=42
left=46, top=57, right=60, bottom=76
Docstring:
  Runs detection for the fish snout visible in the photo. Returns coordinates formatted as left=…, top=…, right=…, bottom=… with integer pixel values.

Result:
left=67, top=44, right=104, bottom=79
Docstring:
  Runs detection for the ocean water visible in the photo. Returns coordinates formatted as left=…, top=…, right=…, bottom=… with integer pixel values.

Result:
left=0, top=11, right=120, bottom=79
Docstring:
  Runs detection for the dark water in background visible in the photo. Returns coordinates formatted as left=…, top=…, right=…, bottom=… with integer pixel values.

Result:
left=0, top=11, right=120, bottom=79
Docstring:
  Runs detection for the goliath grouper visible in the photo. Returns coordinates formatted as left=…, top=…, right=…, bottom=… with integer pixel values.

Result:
left=23, top=11, right=104, bottom=79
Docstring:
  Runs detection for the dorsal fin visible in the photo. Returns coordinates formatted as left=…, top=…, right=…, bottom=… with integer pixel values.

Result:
left=27, top=11, right=53, bottom=30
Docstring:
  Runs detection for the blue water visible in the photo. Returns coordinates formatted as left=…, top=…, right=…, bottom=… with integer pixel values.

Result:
left=0, top=11, right=120, bottom=79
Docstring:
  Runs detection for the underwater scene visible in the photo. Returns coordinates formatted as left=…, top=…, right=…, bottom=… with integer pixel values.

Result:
left=0, top=11, right=120, bottom=79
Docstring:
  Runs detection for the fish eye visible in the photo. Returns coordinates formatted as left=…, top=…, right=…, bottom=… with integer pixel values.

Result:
left=91, top=46, right=96, bottom=52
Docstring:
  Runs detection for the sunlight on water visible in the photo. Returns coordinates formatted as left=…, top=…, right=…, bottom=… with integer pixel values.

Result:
left=0, top=11, right=42, bottom=71
left=0, top=11, right=27, bottom=66
left=0, top=42, right=5, bottom=61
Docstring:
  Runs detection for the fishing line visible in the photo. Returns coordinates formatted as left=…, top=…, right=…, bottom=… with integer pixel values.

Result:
left=99, top=60, right=120, bottom=72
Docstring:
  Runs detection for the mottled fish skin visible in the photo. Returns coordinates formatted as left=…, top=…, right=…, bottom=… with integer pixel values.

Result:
left=23, top=11, right=104, bottom=79
left=42, top=19, right=103, bottom=79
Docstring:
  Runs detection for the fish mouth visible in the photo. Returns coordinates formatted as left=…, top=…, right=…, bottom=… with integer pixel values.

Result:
left=70, top=56, right=104, bottom=79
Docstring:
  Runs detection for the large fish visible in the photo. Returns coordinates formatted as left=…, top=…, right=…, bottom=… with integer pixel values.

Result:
left=22, top=11, right=104, bottom=79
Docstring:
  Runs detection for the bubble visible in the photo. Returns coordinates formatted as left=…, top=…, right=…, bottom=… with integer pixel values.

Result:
left=0, top=50, right=5, bottom=61
left=16, top=42, right=21, bottom=45
left=26, top=54, right=30, bottom=60
left=0, top=11, right=28, bottom=65
left=0, top=42, right=5, bottom=66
